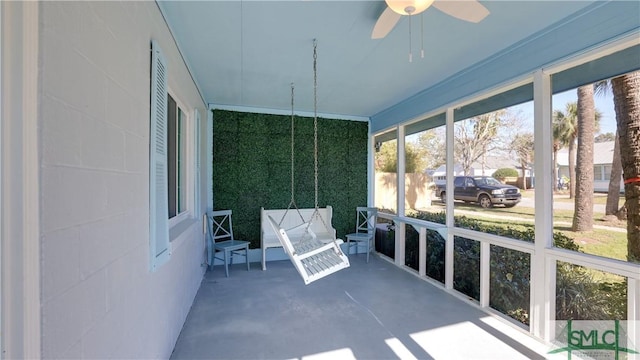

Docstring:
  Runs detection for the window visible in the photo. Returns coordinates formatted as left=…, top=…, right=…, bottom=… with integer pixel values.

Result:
left=149, top=40, right=197, bottom=271
left=604, top=165, right=612, bottom=181
left=374, top=130, right=398, bottom=214
left=167, top=94, right=187, bottom=219
left=403, top=116, right=447, bottom=224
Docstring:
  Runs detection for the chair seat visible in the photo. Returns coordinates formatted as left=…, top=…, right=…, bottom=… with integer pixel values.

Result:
left=215, top=240, right=250, bottom=251
left=345, top=233, right=371, bottom=240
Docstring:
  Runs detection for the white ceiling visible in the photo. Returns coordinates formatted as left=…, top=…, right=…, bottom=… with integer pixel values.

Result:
left=158, top=1, right=599, bottom=120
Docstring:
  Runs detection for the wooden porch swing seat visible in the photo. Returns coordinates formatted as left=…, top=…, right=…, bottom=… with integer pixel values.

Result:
left=264, top=40, right=350, bottom=284
left=266, top=215, right=349, bottom=285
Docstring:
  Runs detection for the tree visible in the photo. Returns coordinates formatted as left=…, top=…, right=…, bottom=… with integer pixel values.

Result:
left=552, top=139, right=562, bottom=191
left=573, top=85, right=596, bottom=231
left=510, top=133, right=534, bottom=190
left=375, top=140, right=397, bottom=172
left=605, top=134, right=623, bottom=217
left=553, top=102, right=578, bottom=198
left=454, top=111, right=504, bottom=175
left=595, top=132, right=616, bottom=143
left=416, top=129, right=446, bottom=169
left=594, top=80, right=624, bottom=217
left=611, top=71, right=640, bottom=263
left=375, top=140, right=425, bottom=173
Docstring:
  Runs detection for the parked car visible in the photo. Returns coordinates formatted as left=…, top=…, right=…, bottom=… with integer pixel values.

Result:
left=435, top=176, right=521, bottom=208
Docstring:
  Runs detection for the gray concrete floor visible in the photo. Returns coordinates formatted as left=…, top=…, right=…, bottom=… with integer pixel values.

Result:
left=171, top=255, right=552, bottom=360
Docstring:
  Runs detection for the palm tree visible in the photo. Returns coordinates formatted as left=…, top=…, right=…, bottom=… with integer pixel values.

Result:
left=594, top=80, right=624, bottom=217
left=606, top=133, right=624, bottom=217
left=611, top=71, right=640, bottom=263
left=552, top=139, right=562, bottom=191
left=553, top=102, right=578, bottom=198
left=573, top=85, right=596, bottom=231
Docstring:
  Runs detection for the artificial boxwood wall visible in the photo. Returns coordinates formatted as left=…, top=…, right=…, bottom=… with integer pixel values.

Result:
left=212, top=110, right=368, bottom=248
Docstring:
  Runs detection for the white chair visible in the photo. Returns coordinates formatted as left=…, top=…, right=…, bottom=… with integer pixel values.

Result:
left=346, top=207, right=377, bottom=263
left=206, top=210, right=250, bottom=277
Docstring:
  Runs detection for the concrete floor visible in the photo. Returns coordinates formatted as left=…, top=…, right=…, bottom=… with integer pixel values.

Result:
left=171, top=255, right=553, bottom=360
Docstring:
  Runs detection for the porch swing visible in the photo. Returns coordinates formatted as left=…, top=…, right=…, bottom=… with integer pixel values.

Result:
left=266, top=40, right=350, bottom=285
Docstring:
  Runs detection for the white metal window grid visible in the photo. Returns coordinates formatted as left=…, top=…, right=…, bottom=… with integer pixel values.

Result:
left=167, top=89, right=194, bottom=228
left=370, top=35, right=640, bottom=343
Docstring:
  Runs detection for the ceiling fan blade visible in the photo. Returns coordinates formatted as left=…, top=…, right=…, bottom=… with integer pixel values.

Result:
left=371, top=6, right=402, bottom=39
left=432, top=0, right=489, bottom=23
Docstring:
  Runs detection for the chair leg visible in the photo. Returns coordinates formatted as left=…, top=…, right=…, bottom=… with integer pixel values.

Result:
left=224, top=250, right=229, bottom=277
left=346, top=237, right=351, bottom=258
left=207, top=241, right=213, bottom=271
left=366, top=238, right=370, bottom=263
left=245, top=246, right=250, bottom=271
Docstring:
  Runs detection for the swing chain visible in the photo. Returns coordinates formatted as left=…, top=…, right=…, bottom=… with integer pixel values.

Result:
left=310, top=40, right=337, bottom=246
left=290, top=83, right=295, bottom=204
left=280, top=83, right=305, bottom=227
left=313, top=39, right=319, bottom=211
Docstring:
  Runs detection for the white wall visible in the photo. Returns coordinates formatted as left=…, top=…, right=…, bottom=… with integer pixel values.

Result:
left=39, top=2, right=206, bottom=358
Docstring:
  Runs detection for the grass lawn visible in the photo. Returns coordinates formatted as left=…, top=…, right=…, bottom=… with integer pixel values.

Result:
left=553, top=192, right=626, bottom=206
left=420, top=201, right=629, bottom=262
left=433, top=201, right=627, bottom=229
left=520, top=189, right=625, bottom=207
left=553, top=225, right=628, bottom=261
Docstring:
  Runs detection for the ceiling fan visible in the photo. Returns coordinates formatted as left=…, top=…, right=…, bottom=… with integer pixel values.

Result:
left=372, top=0, right=490, bottom=39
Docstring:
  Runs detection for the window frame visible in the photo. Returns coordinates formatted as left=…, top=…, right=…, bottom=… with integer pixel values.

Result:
left=167, top=89, right=193, bottom=228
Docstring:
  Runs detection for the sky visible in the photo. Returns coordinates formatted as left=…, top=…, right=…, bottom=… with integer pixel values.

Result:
left=552, top=89, right=617, bottom=135
left=405, top=86, right=619, bottom=144
left=512, top=89, right=618, bottom=135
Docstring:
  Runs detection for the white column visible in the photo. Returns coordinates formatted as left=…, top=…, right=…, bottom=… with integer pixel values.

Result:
left=395, top=126, right=406, bottom=267
left=397, top=125, right=406, bottom=217
left=394, top=221, right=405, bottom=267
left=480, top=242, right=490, bottom=308
left=207, top=106, right=214, bottom=210
left=368, top=124, right=375, bottom=207
left=531, top=69, right=555, bottom=341
left=418, top=226, right=426, bottom=277
left=1, top=1, right=42, bottom=357
left=445, top=108, right=454, bottom=290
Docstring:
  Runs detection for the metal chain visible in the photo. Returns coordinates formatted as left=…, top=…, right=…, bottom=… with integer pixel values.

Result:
left=313, top=39, right=319, bottom=211
left=280, top=83, right=305, bottom=227
left=310, top=39, right=337, bottom=247
left=290, top=83, right=296, bottom=204
left=408, top=14, right=413, bottom=62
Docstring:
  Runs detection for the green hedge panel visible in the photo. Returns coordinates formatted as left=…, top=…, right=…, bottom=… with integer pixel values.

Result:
left=212, top=110, right=368, bottom=248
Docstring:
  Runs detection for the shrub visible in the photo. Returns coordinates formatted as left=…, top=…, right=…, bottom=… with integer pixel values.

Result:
left=400, top=211, right=626, bottom=324
left=492, top=168, right=519, bottom=180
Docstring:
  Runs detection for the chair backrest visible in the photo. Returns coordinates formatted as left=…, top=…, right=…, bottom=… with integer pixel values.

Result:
left=207, top=210, right=234, bottom=244
left=355, top=207, right=377, bottom=235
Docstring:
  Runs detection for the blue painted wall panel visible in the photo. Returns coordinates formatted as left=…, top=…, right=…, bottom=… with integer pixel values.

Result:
left=371, top=1, right=640, bottom=133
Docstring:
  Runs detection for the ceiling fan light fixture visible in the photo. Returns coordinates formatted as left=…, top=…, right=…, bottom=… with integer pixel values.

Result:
left=385, top=0, right=435, bottom=16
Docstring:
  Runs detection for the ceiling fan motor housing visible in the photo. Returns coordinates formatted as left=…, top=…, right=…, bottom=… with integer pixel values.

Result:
left=385, top=0, right=435, bottom=16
